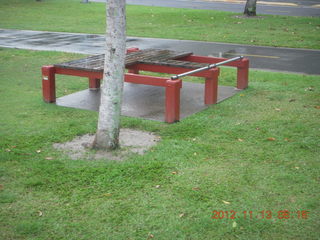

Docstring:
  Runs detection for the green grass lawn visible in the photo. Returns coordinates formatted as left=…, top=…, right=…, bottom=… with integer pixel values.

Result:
left=0, top=0, right=319, bottom=49
left=0, top=48, right=319, bottom=239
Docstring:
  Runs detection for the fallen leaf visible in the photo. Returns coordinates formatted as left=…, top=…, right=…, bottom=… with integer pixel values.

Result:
left=267, top=137, right=276, bottom=141
left=284, top=138, right=291, bottom=142
left=192, top=187, right=200, bottom=191
left=315, top=106, right=320, bottom=109
left=192, top=138, right=197, bottom=141
left=222, top=200, right=230, bottom=205
left=45, top=157, right=54, bottom=160
left=295, top=166, right=300, bottom=170
left=155, top=185, right=161, bottom=189
left=171, top=171, right=178, bottom=175
left=148, top=233, right=154, bottom=239
left=232, top=221, right=237, bottom=228
left=179, top=213, right=185, bottom=218
left=256, top=127, right=260, bottom=130
left=0, top=184, right=3, bottom=190
left=5, top=149, right=11, bottom=152
left=102, top=193, right=112, bottom=197
left=11, top=146, right=17, bottom=148
left=240, top=94, right=245, bottom=97
left=38, top=211, right=43, bottom=217
left=275, top=108, right=281, bottom=111
left=193, top=152, right=197, bottom=156
left=238, top=138, right=244, bottom=142
left=36, top=150, right=41, bottom=153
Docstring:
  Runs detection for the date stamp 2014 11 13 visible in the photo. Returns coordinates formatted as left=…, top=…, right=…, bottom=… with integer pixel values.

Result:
left=211, top=210, right=309, bottom=220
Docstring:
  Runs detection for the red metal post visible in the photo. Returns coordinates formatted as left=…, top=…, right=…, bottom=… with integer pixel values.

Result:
left=237, top=58, right=249, bottom=89
left=127, top=67, right=139, bottom=74
left=127, top=48, right=140, bottom=74
left=42, top=65, right=56, bottom=103
left=89, top=78, right=101, bottom=90
left=165, top=79, right=182, bottom=123
left=204, top=68, right=219, bottom=105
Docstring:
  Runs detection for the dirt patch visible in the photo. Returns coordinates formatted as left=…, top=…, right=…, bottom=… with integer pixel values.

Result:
left=53, top=128, right=160, bottom=161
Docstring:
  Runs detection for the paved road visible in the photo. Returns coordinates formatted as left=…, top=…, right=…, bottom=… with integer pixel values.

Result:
left=92, top=0, right=320, bottom=17
left=1, top=29, right=319, bottom=75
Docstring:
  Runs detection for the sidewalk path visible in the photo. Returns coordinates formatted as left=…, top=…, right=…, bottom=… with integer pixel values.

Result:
left=1, top=29, right=319, bottom=75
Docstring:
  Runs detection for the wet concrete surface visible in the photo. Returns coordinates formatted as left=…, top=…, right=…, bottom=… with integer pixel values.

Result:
left=92, top=0, right=320, bottom=17
left=1, top=29, right=319, bottom=75
left=57, top=82, right=240, bottom=122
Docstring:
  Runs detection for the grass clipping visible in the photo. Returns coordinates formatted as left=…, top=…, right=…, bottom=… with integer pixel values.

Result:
left=53, top=129, right=160, bottom=161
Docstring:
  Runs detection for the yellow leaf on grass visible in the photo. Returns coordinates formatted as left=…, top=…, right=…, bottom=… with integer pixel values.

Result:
left=102, top=193, right=112, bottom=197
left=267, top=137, right=276, bottom=141
left=222, top=200, right=230, bottom=204
left=232, top=221, right=237, bottom=228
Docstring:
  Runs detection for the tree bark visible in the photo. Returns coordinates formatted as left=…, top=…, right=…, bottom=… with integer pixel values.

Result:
left=244, top=0, right=257, bottom=16
left=93, top=0, right=126, bottom=150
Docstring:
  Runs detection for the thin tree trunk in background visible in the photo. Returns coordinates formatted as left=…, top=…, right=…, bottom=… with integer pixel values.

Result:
left=244, top=0, right=257, bottom=16
left=93, top=0, right=126, bottom=150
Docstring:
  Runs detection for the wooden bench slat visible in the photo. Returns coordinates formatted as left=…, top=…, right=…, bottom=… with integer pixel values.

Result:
left=54, top=49, right=193, bottom=72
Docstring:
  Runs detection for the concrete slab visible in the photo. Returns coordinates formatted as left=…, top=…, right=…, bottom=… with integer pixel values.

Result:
left=56, top=82, right=240, bottom=122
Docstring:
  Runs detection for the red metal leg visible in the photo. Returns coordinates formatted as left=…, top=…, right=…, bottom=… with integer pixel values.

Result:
left=89, top=78, right=100, bottom=90
left=42, top=65, right=56, bottom=103
left=165, top=79, right=182, bottom=123
left=127, top=48, right=140, bottom=74
left=204, top=68, right=219, bottom=105
left=128, top=67, right=139, bottom=74
left=237, top=58, right=249, bottom=89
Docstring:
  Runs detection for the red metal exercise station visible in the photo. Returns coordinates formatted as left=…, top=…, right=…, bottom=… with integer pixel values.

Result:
left=42, top=48, right=249, bottom=123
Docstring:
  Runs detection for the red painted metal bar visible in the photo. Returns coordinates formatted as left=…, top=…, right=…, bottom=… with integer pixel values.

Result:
left=55, top=67, right=103, bottom=79
left=129, top=63, right=213, bottom=78
left=125, top=73, right=169, bottom=87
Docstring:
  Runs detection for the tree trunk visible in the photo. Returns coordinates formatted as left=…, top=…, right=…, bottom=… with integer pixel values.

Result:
left=244, top=0, right=257, bottom=16
left=93, top=0, right=126, bottom=150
